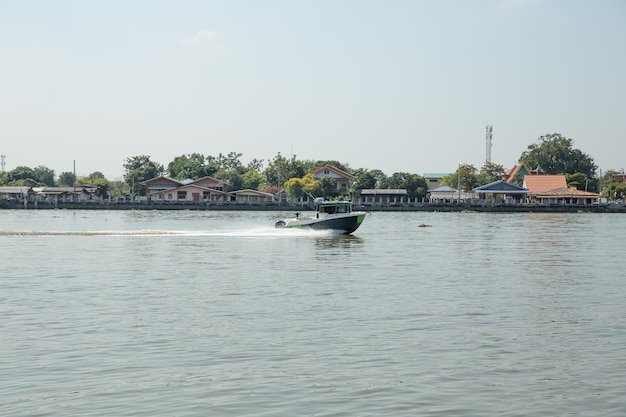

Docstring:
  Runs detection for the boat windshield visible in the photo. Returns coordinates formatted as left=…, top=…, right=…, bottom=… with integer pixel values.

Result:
left=320, top=204, right=351, bottom=214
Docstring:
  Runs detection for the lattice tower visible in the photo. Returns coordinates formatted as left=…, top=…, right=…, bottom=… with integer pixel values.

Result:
left=485, top=125, right=493, bottom=163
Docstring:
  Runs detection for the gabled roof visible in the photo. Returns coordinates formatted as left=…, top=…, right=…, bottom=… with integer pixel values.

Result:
left=536, top=187, right=600, bottom=198
left=523, top=175, right=567, bottom=194
left=148, top=184, right=232, bottom=196
left=502, top=163, right=531, bottom=182
left=473, top=180, right=529, bottom=194
left=230, top=189, right=277, bottom=198
left=190, top=176, right=226, bottom=186
left=261, top=185, right=285, bottom=195
left=430, top=185, right=457, bottom=192
left=139, top=176, right=182, bottom=186
left=310, top=164, right=355, bottom=180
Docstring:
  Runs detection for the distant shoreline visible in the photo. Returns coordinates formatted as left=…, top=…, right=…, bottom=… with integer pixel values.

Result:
left=1, top=200, right=624, bottom=213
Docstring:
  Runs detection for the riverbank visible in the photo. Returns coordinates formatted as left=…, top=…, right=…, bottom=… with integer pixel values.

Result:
left=2, top=199, right=625, bottom=213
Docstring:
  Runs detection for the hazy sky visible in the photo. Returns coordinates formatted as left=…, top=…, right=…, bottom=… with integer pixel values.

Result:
left=1, top=0, right=624, bottom=180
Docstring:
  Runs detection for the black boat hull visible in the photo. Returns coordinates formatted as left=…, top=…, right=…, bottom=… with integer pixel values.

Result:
left=281, top=213, right=366, bottom=234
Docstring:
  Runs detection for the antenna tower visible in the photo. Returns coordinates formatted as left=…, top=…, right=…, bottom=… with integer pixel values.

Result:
left=1, top=155, right=5, bottom=173
left=485, top=125, right=493, bottom=163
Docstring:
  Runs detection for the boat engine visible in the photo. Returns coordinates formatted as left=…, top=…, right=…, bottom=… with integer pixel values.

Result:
left=275, top=220, right=286, bottom=228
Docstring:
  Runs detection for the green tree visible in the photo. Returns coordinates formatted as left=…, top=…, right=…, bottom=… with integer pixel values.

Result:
left=242, top=170, right=265, bottom=190
left=76, top=173, right=110, bottom=197
left=264, top=153, right=307, bottom=186
left=92, top=177, right=110, bottom=197
left=353, top=170, right=378, bottom=190
left=283, top=175, right=321, bottom=201
left=88, top=171, right=106, bottom=181
left=123, top=155, right=164, bottom=196
left=0, top=166, right=36, bottom=186
left=613, top=184, right=626, bottom=200
left=441, top=164, right=478, bottom=191
left=220, top=151, right=245, bottom=172
left=33, top=166, right=56, bottom=186
left=168, top=153, right=210, bottom=180
left=58, top=171, right=77, bottom=186
left=10, top=166, right=36, bottom=183
left=75, top=176, right=91, bottom=186
left=477, top=162, right=506, bottom=185
left=246, top=158, right=264, bottom=173
left=519, top=133, right=597, bottom=177
left=215, top=169, right=242, bottom=191
left=0, top=171, right=10, bottom=186
left=565, top=172, right=594, bottom=191
left=301, top=174, right=321, bottom=198
left=600, top=170, right=626, bottom=199
left=109, top=180, right=130, bottom=200
left=386, top=172, right=428, bottom=199
left=319, top=176, right=337, bottom=198
left=210, top=152, right=248, bottom=190
left=312, top=160, right=351, bottom=173
left=284, top=177, right=306, bottom=201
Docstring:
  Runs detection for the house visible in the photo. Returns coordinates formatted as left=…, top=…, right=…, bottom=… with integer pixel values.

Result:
left=473, top=180, right=529, bottom=203
left=261, top=186, right=288, bottom=203
left=428, top=185, right=475, bottom=202
left=33, top=186, right=96, bottom=202
left=141, top=175, right=230, bottom=202
left=534, top=188, right=600, bottom=205
left=310, top=164, right=355, bottom=196
left=522, top=174, right=599, bottom=204
left=523, top=175, right=567, bottom=203
left=140, top=176, right=182, bottom=195
left=358, top=189, right=408, bottom=205
left=609, top=171, right=626, bottom=184
left=149, top=184, right=232, bottom=202
left=423, top=173, right=450, bottom=190
left=189, top=176, right=228, bottom=191
left=523, top=174, right=567, bottom=194
left=231, top=189, right=277, bottom=203
left=0, top=186, right=34, bottom=200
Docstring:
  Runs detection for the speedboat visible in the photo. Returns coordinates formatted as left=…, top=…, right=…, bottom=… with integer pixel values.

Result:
left=275, top=198, right=366, bottom=234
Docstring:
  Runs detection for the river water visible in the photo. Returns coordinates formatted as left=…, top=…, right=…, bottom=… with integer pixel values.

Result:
left=1, top=209, right=625, bottom=416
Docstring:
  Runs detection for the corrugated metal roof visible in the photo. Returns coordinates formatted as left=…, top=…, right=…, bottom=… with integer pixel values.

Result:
left=0, top=186, right=32, bottom=193
left=361, top=189, right=407, bottom=195
left=430, top=185, right=457, bottom=192
left=423, top=173, right=450, bottom=178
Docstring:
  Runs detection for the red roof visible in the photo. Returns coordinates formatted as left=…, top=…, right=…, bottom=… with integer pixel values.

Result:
left=503, top=163, right=530, bottom=182
left=310, top=164, right=355, bottom=180
left=523, top=175, right=567, bottom=194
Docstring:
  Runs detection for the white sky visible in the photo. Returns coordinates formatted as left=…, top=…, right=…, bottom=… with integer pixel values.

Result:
left=1, top=0, right=624, bottom=180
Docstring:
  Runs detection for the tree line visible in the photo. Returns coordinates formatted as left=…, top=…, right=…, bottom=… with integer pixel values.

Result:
left=2, top=133, right=625, bottom=200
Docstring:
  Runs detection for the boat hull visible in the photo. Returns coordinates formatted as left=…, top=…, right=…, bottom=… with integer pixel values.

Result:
left=278, top=213, right=366, bottom=234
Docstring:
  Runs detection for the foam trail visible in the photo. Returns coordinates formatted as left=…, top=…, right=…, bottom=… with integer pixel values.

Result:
left=0, top=230, right=183, bottom=237
left=180, top=227, right=339, bottom=237
left=0, top=228, right=340, bottom=238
